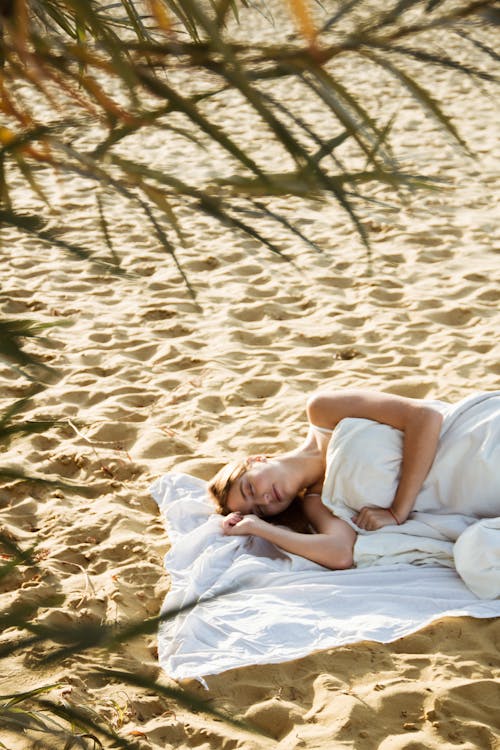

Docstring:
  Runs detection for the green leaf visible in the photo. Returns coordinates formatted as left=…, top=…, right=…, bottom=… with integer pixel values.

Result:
left=0, top=208, right=99, bottom=264
left=0, top=683, right=63, bottom=709
left=137, top=197, right=198, bottom=302
left=136, top=67, right=268, bottom=180
left=360, top=49, right=472, bottom=154
left=0, top=317, right=57, bottom=374
left=300, top=66, right=395, bottom=170
left=34, top=698, right=136, bottom=750
left=12, top=153, right=50, bottom=206
left=378, top=42, right=498, bottom=82
left=95, top=668, right=273, bottom=738
left=237, top=199, right=324, bottom=253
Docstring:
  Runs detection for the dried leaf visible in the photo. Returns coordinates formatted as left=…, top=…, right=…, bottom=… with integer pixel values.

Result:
left=147, top=0, right=171, bottom=32
left=286, top=0, right=316, bottom=46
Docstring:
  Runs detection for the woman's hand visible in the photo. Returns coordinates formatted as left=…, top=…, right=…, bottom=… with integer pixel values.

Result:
left=354, top=506, right=400, bottom=531
left=221, top=512, right=264, bottom=536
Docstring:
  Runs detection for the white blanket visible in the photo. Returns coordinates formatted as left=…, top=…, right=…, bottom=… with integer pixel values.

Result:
left=151, top=472, right=500, bottom=682
left=321, top=391, right=500, bottom=594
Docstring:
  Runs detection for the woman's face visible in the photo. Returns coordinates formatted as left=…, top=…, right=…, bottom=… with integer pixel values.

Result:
left=226, top=457, right=297, bottom=517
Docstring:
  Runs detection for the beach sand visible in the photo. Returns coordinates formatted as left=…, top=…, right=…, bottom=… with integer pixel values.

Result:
left=0, top=2, right=499, bottom=748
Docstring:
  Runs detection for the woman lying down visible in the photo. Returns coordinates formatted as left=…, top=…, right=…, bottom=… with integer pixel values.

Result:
left=208, top=389, right=500, bottom=586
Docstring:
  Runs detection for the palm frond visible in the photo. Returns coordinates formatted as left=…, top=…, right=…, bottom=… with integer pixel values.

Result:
left=239, top=199, right=325, bottom=253
left=136, top=69, right=268, bottom=179
left=0, top=317, right=64, bottom=374
left=455, top=29, right=500, bottom=63
left=0, top=0, right=498, bottom=282
left=95, top=668, right=272, bottom=738
left=0, top=207, right=117, bottom=268
left=373, top=41, right=498, bottom=82
left=359, top=49, right=472, bottom=154
left=0, top=684, right=63, bottom=709
left=320, top=0, right=364, bottom=33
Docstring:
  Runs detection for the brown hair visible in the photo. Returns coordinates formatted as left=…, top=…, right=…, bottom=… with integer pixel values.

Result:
left=207, top=458, right=249, bottom=515
left=208, top=458, right=312, bottom=534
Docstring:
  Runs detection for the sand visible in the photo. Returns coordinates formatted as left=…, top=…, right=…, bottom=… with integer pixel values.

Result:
left=0, top=2, right=499, bottom=748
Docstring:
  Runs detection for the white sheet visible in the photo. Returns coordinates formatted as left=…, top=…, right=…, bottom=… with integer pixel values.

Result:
left=321, top=391, right=500, bottom=581
left=151, top=472, right=500, bottom=682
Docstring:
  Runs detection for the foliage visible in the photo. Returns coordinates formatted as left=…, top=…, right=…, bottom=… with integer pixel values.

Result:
left=0, top=529, right=258, bottom=748
left=0, top=0, right=498, bottom=287
left=0, top=318, right=83, bottom=486
left=1, top=1, right=499, bottom=746
left=0, top=317, right=253, bottom=746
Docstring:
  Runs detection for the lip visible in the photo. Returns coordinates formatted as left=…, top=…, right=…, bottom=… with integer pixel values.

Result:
left=272, top=484, right=282, bottom=503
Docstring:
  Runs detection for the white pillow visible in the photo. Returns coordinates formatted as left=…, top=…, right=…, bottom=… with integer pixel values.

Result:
left=454, top=518, right=500, bottom=599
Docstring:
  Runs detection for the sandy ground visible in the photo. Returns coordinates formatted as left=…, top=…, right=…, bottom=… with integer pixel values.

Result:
left=1, top=2, right=499, bottom=748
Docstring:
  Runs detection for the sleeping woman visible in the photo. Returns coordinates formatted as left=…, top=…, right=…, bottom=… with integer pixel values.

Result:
left=208, top=389, right=500, bottom=571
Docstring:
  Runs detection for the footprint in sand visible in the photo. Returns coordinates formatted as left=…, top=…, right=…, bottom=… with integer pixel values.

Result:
left=141, top=308, right=176, bottom=321
left=463, top=272, right=488, bottom=282
left=366, top=355, right=395, bottom=366
left=240, top=378, right=282, bottom=400
left=426, top=307, right=474, bottom=327
left=419, top=248, right=454, bottom=262
left=369, top=287, right=404, bottom=303
left=230, top=329, right=277, bottom=346
left=245, top=284, right=276, bottom=298
left=122, top=343, right=160, bottom=361
left=428, top=680, right=500, bottom=744
left=244, top=698, right=304, bottom=740
left=61, top=388, right=108, bottom=407
left=294, top=353, right=341, bottom=370
left=119, top=393, right=158, bottom=409
left=470, top=342, right=492, bottom=354
left=384, top=381, right=434, bottom=398
left=335, top=315, right=366, bottom=329
left=196, top=395, right=225, bottom=413
left=319, top=275, right=353, bottom=289
left=184, top=256, right=220, bottom=272
left=88, top=331, right=113, bottom=344
left=476, top=288, right=500, bottom=303
left=86, top=422, right=139, bottom=444
left=229, top=303, right=270, bottom=322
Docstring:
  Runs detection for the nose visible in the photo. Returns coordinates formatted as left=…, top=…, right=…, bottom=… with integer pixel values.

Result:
left=260, top=491, right=272, bottom=505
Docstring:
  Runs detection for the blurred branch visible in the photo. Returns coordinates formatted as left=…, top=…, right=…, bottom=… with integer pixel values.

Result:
left=0, top=0, right=498, bottom=286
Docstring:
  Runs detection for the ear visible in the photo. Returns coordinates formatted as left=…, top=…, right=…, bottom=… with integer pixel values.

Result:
left=246, top=455, right=268, bottom=466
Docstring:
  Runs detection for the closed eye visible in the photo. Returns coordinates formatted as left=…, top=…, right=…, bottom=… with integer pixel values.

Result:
left=240, top=478, right=254, bottom=510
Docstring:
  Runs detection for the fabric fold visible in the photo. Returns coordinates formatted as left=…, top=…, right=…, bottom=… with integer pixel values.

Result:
left=151, top=472, right=500, bottom=681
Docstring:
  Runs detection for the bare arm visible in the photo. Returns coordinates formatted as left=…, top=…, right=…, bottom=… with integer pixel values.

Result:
left=222, top=501, right=356, bottom=570
left=307, top=389, right=443, bottom=529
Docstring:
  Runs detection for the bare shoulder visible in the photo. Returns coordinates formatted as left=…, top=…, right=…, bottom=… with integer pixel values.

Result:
left=306, top=388, right=442, bottom=432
